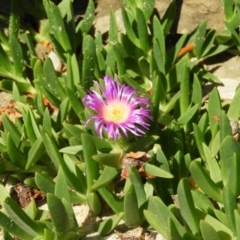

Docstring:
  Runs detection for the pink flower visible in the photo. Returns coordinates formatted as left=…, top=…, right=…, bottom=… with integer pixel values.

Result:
left=83, top=76, right=153, bottom=140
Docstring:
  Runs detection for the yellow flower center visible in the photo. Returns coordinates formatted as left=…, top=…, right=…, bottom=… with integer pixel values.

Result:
left=103, top=102, right=130, bottom=123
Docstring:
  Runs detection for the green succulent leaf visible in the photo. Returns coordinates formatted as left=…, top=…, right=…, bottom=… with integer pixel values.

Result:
left=4, top=197, right=44, bottom=237
left=151, top=75, right=163, bottom=129
left=106, top=47, right=116, bottom=74
left=43, top=58, right=66, bottom=100
left=223, top=186, right=237, bottom=235
left=227, top=87, right=240, bottom=120
left=234, top=210, right=240, bottom=240
left=153, top=16, right=165, bottom=59
left=161, top=0, right=176, bottom=35
left=0, top=212, right=33, bottom=240
left=121, top=7, right=140, bottom=48
left=126, top=135, right=159, bottom=152
left=123, top=0, right=155, bottom=20
left=227, top=153, right=240, bottom=198
left=2, top=114, right=26, bottom=147
left=210, top=131, right=220, bottom=158
left=207, top=88, right=222, bottom=134
left=7, top=133, right=26, bottom=169
left=0, top=183, right=10, bottom=204
left=66, top=54, right=80, bottom=90
left=191, top=74, right=202, bottom=107
left=59, top=145, right=83, bottom=154
left=109, top=9, right=118, bottom=44
left=87, top=192, right=102, bottom=215
left=179, top=58, right=190, bottom=116
left=167, top=218, right=183, bottom=240
left=144, top=210, right=166, bottom=237
left=43, top=0, right=72, bottom=52
left=98, top=187, right=124, bottom=213
left=200, top=220, right=221, bottom=240
left=81, top=133, right=99, bottom=193
left=9, top=0, right=20, bottom=37
left=129, top=167, right=147, bottom=211
left=201, top=29, right=216, bottom=57
left=9, top=35, right=25, bottom=79
left=197, top=209, right=234, bottom=239
left=55, top=167, right=71, bottom=203
left=177, top=104, right=199, bottom=126
left=41, top=129, right=83, bottom=193
left=81, top=35, right=96, bottom=90
left=26, top=138, right=45, bottom=170
left=220, top=136, right=240, bottom=185
left=153, top=38, right=165, bottom=74
left=220, top=111, right=232, bottom=142
left=91, top=166, right=119, bottom=191
left=77, top=0, right=95, bottom=34
left=47, top=193, right=70, bottom=237
left=112, top=44, right=125, bottom=77
left=63, top=123, right=85, bottom=140
left=92, top=152, right=122, bottom=169
left=191, top=190, right=214, bottom=214
left=190, top=161, right=222, bottom=203
left=24, top=107, right=41, bottom=145
left=12, top=81, right=21, bottom=102
left=36, top=171, right=85, bottom=204
left=202, top=143, right=222, bottom=184
left=193, top=20, right=207, bottom=58
left=214, top=209, right=228, bottom=227
left=42, top=108, right=52, bottom=135
left=222, top=0, right=234, bottom=21
left=143, top=163, right=173, bottom=178
left=58, top=97, right=70, bottom=123
left=145, top=196, right=187, bottom=238
left=136, top=8, right=149, bottom=52
left=0, top=40, right=13, bottom=73
left=177, top=179, right=200, bottom=236
left=225, top=20, right=240, bottom=52
left=24, top=199, right=37, bottom=220
left=35, top=172, right=55, bottom=194
left=92, top=136, right=113, bottom=152
left=0, top=79, right=35, bottom=93
left=98, top=212, right=124, bottom=236
left=193, top=124, right=206, bottom=161
left=124, top=182, right=141, bottom=227
left=96, top=48, right=106, bottom=72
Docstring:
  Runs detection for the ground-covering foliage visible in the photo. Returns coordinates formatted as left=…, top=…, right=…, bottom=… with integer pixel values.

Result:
left=0, top=0, right=240, bottom=239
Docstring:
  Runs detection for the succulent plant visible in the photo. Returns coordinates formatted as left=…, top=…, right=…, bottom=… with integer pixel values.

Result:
left=0, top=0, right=240, bottom=239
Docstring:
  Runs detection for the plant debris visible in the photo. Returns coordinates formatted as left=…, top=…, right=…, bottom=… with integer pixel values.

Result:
left=10, top=183, right=46, bottom=208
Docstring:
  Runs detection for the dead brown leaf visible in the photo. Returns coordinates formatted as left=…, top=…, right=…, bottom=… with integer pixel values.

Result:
left=10, top=183, right=46, bottom=208
left=0, top=99, right=22, bottom=124
left=26, top=93, right=58, bottom=111
left=121, top=151, right=154, bottom=179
